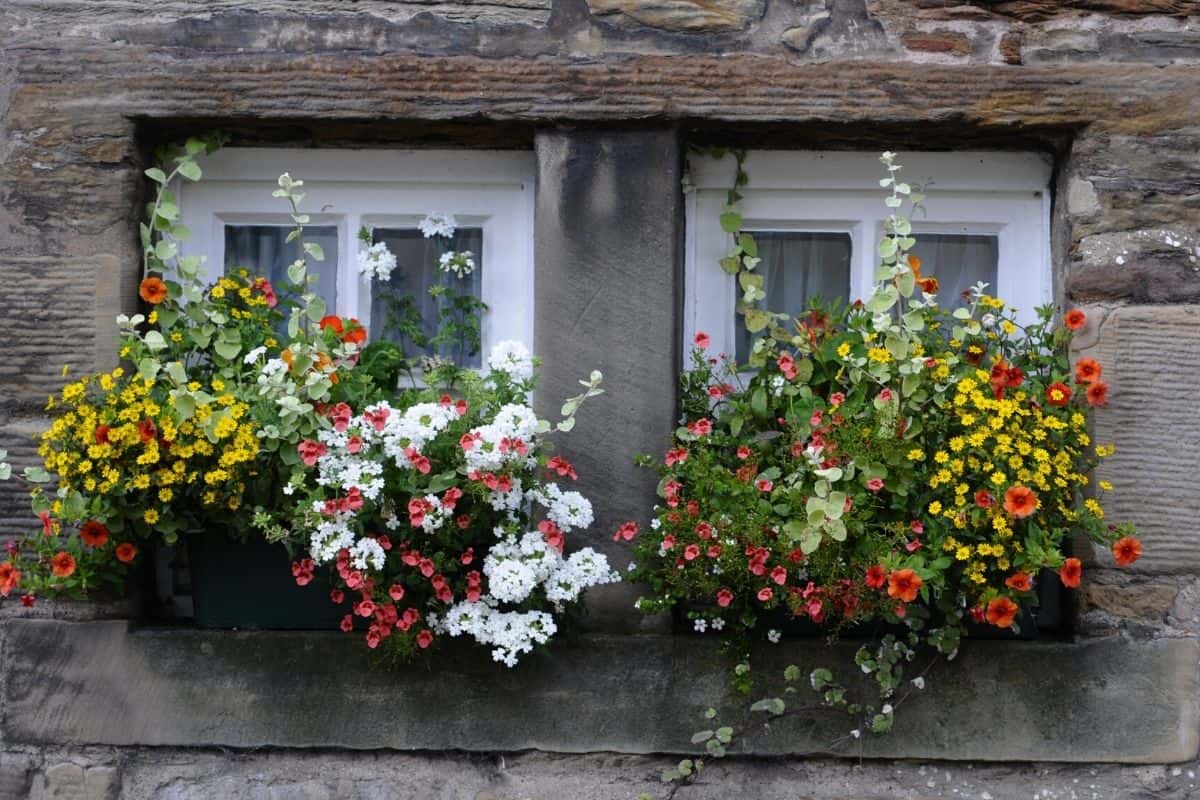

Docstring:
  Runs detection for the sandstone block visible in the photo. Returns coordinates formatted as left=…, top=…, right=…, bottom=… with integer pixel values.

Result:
left=586, top=0, right=766, bottom=31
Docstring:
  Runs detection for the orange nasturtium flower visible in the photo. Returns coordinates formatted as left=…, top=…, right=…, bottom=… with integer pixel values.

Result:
left=887, top=569, right=923, bottom=603
left=1059, top=557, right=1082, bottom=588
left=50, top=551, right=77, bottom=579
left=1074, top=358, right=1102, bottom=384
left=79, top=520, right=110, bottom=548
left=1085, top=381, right=1109, bottom=407
left=1004, top=572, right=1033, bottom=592
left=0, top=561, right=20, bottom=597
left=1064, top=308, right=1086, bottom=331
left=139, top=276, right=168, bottom=305
left=1112, top=536, right=1142, bottom=567
left=986, top=596, right=1019, bottom=628
left=1003, top=485, right=1039, bottom=519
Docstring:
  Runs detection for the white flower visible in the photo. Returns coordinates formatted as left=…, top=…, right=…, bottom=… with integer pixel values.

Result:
left=357, top=241, right=397, bottom=282
left=419, top=213, right=457, bottom=239
left=850, top=729, right=862, bottom=739
left=438, top=250, right=476, bottom=278
left=487, top=340, right=534, bottom=382
left=911, top=676, right=925, bottom=690
left=243, top=346, right=267, bottom=364
left=882, top=703, right=894, bottom=715
left=694, top=619, right=708, bottom=633
left=981, top=313, right=997, bottom=329
left=767, top=629, right=781, bottom=644
left=711, top=618, right=725, bottom=631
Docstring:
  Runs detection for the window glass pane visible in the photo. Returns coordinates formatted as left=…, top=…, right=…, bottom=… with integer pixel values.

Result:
left=735, top=231, right=852, bottom=364
left=224, top=225, right=339, bottom=308
left=909, top=234, right=998, bottom=309
left=370, top=227, right=484, bottom=368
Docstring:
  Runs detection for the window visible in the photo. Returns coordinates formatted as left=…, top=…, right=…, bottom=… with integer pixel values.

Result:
left=179, top=149, right=536, bottom=364
left=685, top=151, right=1052, bottom=361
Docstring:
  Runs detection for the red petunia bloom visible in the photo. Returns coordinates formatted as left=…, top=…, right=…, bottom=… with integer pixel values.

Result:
left=0, top=561, right=20, bottom=597
left=1064, top=309, right=1087, bottom=331
left=50, top=551, right=76, bottom=579
left=1004, top=572, right=1034, bottom=592
left=115, top=542, right=138, bottom=564
left=1045, top=382, right=1071, bottom=407
left=1003, top=485, right=1039, bottom=519
left=865, top=565, right=886, bottom=589
left=1085, top=381, right=1109, bottom=407
left=986, top=596, right=1019, bottom=628
left=1112, top=536, right=1142, bottom=567
left=79, top=520, right=110, bottom=548
left=1059, top=557, right=1082, bottom=588
left=887, top=569, right=923, bottom=603
left=1074, top=358, right=1102, bottom=384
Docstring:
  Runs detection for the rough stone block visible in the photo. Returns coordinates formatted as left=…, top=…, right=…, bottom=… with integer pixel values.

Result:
left=586, top=0, right=766, bottom=32
left=533, top=129, right=681, bottom=630
left=1083, top=306, right=1200, bottom=574
left=902, top=30, right=972, bottom=55
left=84, top=766, right=119, bottom=800
left=44, top=762, right=85, bottom=800
left=3, top=620, right=1197, bottom=763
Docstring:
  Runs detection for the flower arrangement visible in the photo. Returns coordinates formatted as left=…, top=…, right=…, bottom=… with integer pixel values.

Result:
left=626, top=152, right=1141, bottom=747
left=0, top=137, right=617, bottom=665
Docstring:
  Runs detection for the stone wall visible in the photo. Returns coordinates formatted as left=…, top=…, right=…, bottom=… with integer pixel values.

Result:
left=2, top=0, right=1199, bottom=797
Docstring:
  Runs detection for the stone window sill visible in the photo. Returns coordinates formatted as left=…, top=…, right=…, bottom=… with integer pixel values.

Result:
left=3, top=618, right=1196, bottom=763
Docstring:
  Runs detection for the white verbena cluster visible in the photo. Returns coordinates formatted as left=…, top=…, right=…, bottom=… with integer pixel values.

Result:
left=431, top=601, right=558, bottom=667
left=488, top=340, right=534, bottom=382
left=419, top=212, right=457, bottom=239
left=357, top=240, right=397, bottom=282
left=438, top=250, right=475, bottom=278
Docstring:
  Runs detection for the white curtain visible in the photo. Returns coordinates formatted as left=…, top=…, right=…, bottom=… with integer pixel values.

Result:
left=908, top=234, right=998, bottom=309
left=224, top=224, right=340, bottom=308
left=736, top=231, right=852, bottom=363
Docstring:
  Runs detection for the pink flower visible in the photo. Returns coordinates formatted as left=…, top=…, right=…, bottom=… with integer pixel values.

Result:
left=757, top=586, right=774, bottom=603
left=867, top=478, right=885, bottom=492
left=298, top=439, right=327, bottom=467
left=910, top=520, right=924, bottom=534
left=777, top=352, right=798, bottom=380
left=770, top=565, right=787, bottom=586
left=665, top=448, right=689, bottom=466
left=389, top=584, right=405, bottom=602
left=416, top=629, right=434, bottom=649
left=707, top=545, right=722, bottom=558
left=756, top=478, right=774, bottom=493
left=716, top=587, right=734, bottom=607
left=906, top=539, right=923, bottom=553
left=878, top=388, right=893, bottom=403
left=687, top=418, right=713, bottom=437
left=694, top=332, right=711, bottom=349
left=829, top=392, right=845, bottom=406
left=346, top=435, right=364, bottom=454
left=455, top=399, right=469, bottom=416
left=330, top=402, right=353, bottom=432
left=364, top=407, right=390, bottom=432
left=418, top=558, right=435, bottom=578
left=330, top=588, right=345, bottom=604
left=339, top=615, right=354, bottom=633
left=613, top=521, right=639, bottom=542
left=736, top=445, right=751, bottom=460
left=661, top=535, right=676, bottom=550
left=683, top=544, right=701, bottom=561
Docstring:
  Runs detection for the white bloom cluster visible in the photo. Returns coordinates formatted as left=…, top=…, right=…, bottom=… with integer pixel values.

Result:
left=432, top=601, right=558, bottom=667
left=419, top=213, right=457, bottom=239
left=462, top=402, right=540, bottom=473
left=357, top=241, right=397, bottom=282
left=534, top=483, right=594, bottom=532
left=487, top=340, right=534, bottom=382
left=438, top=250, right=476, bottom=278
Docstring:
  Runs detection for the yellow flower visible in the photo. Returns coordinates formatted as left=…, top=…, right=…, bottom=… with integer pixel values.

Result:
left=907, top=449, right=925, bottom=462
left=955, top=546, right=971, bottom=561
left=928, top=500, right=943, bottom=515
left=1099, top=480, right=1113, bottom=491
left=144, top=508, right=160, bottom=525
left=1001, top=320, right=1017, bottom=335
left=210, top=285, right=226, bottom=299
left=159, top=488, right=174, bottom=502
left=867, top=347, right=892, bottom=364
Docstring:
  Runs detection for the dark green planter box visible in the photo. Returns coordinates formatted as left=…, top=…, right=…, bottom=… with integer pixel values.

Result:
left=187, top=533, right=348, bottom=630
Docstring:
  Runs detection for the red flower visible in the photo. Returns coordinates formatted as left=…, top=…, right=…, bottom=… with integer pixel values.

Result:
left=1045, top=382, right=1071, bottom=407
left=115, top=542, right=137, bottom=564
left=94, top=425, right=111, bottom=445
left=716, top=587, right=734, bottom=608
left=139, top=276, right=168, bottom=305
left=0, top=561, right=20, bottom=597
left=736, top=445, right=751, bottom=460
left=974, top=489, right=994, bottom=508
left=297, top=439, right=327, bottom=467
left=1112, top=536, right=1142, bottom=567
left=757, top=586, right=774, bottom=603
left=865, top=565, right=886, bottom=589
left=50, top=551, right=76, bottom=579
left=613, top=521, right=638, bottom=542
left=887, top=569, right=923, bottom=603
left=665, top=448, right=689, bottom=466
left=1085, top=381, right=1109, bottom=407
left=694, top=332, right=710, bottom=349
left=1059, top=557, right=1082, bottom=588
left=1004, top=572, right=1034, bottom=592
left=755, top=478, right=774, bottom=493
left=770, top=565, right=788, bottom=586
left=1003, top=486, right=1039, bottom=519
left=79, top=520, right=110, bottom=548
left=339, top=615, right=354, bottom=633
left=344, top=324, right=367, bottom=347
left=683, top=544, right=700, bottom=561
left=137, top=418, right=157, bottom=443
left=867, top=478, right=884, bottom=492
left=319, top=315, right=344, bottom=334
left=416, top=629, right=434, bottom=649
left=986, top=596, right=1019, bottom=629
left=1075, top=358, right=1102, bottom=384
left=1064, top=309, right=1087, bottom=331
left=19, top=594, right=35, bottom=607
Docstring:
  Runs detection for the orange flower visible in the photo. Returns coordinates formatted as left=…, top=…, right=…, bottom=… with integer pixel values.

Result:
left=1112, top=536, right=1142, bottom=567
left=1064, top=309, right=1086, bottom=331
left=1074, top=358, right=1102, bottom=384
left=0, top=561, right=20, bottom=597
left=115, top=542, right=138, bottom=564
left=1059, top=557, right=1082, bottom=588
left=50, top=551, right=76, bottom=579
left=1085, top=381, right=1109, bottom=407
left=919, top=277, right=940, bottom=294
left=1044, top=382, right=1071, bottom=407
left=985, top=596, right=1019, bottom=628
left=887, top=568, right=923, bottom=603
left=344, top=326, right=367, bottom=347
left=79, top=520, right=110, bottom=548
left=1004, top=572, right=1033, bottom=592
left=139, top=276, right=168, bottom=305
left=319, top=315, right=344, bottom=335
left=1003, top=485, right=1039, bottom=519
left=280, top=349, right=295, bottom=370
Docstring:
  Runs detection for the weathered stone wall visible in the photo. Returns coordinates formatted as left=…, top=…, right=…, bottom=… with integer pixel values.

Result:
left=2, top=0, right=1199, bottom=797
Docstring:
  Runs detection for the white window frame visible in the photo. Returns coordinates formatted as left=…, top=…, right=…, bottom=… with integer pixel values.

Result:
left=684, top=151, right=1053, bottom=361
left=178, top=148, right=537, bottom=356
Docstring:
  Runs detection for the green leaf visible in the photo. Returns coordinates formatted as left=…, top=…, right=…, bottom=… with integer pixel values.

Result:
left=715, top=726, right=733, bottom=743
left=144, top=167, right=168, bottom=185
left=286, top=260, right=307, bottom=285
left=306, top=295, right=327, bottom=323
left=719, top=256, right=741, bottom=275
left=0, top=463, right=10, bottom=481
left=738, top=233, right=758, bottom=258
left=142, top=330, right=167, bottom=352
left=743, top=308, right=772, bottom=333
left=177, top=160, right=202, bottom=182
left=137, top=358, right=161, bottom=381
left=23, top=466, right=51, bottom=484
left=213, top=339, right=241, bottom=361
left=750, top=387, right=768, bottom=420
left=720, top=210, right=742, bottom=233
left=171, top=393, right=196, bottom=420
left=303, top=241, right=325, bottom=262
left=705, top=739, right=727, bottom=758
left=691, top=730, right=714, bottom=744
left=749, top=698, right=786, bottom=716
